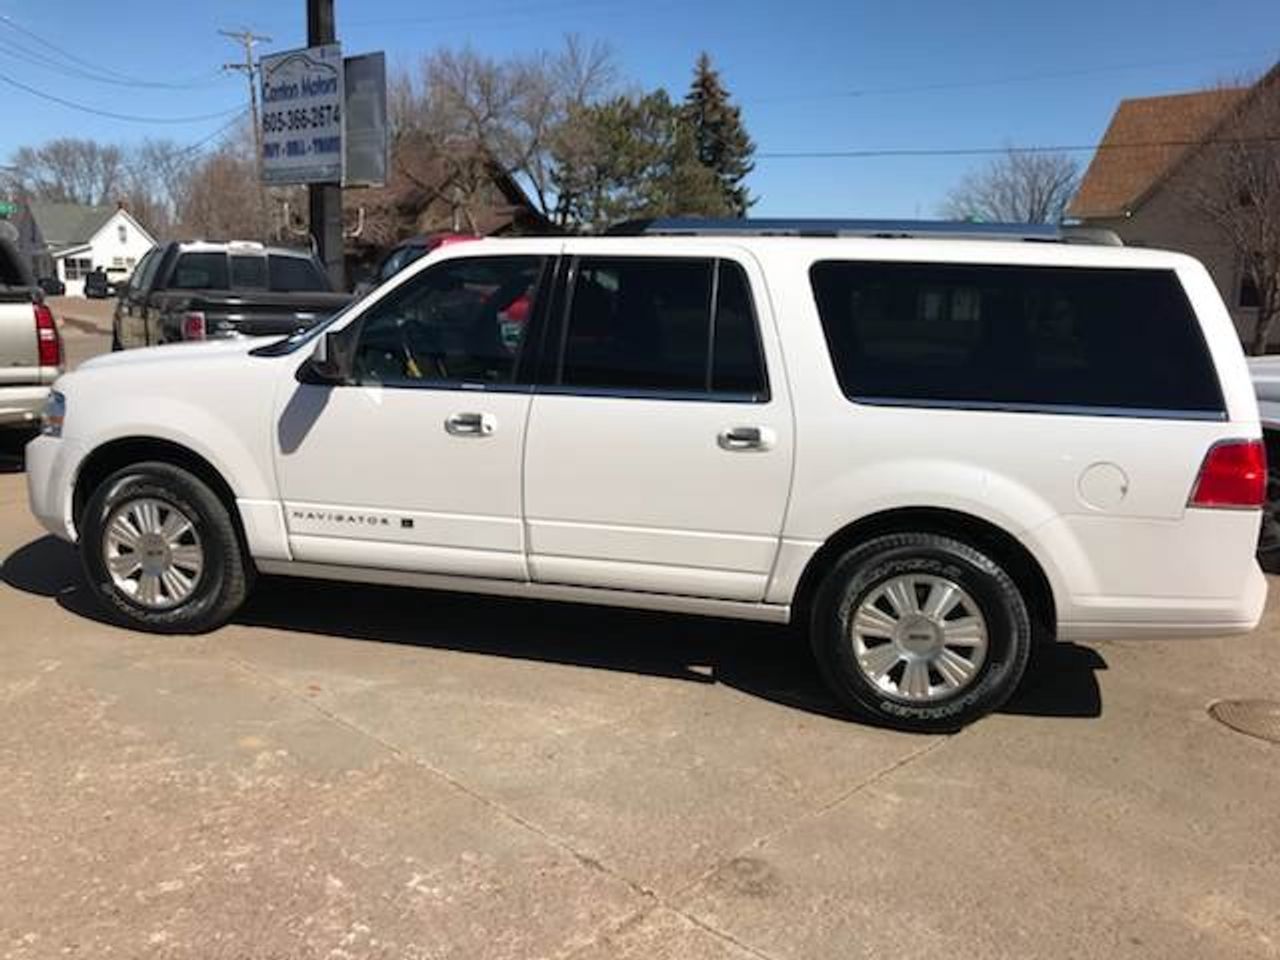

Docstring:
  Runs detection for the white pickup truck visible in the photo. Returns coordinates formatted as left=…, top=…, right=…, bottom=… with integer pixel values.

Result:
left=0, top=238, right=62, bottom=431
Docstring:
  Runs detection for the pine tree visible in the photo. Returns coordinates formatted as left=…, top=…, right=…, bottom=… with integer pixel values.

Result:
left=681, top=53, right=756, bottom=216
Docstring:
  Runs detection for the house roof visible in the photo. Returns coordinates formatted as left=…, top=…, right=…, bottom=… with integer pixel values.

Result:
left=26, top=202, right=118, bottom=249
left=1068, top=87, right=1249, bottom=219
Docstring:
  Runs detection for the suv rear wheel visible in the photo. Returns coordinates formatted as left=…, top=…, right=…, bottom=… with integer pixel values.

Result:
left=80, top=462, right=252, bottom=633
left=810, top=532, right=1032, bottom=732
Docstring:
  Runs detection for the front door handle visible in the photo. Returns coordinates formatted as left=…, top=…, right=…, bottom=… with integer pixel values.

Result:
left=445, top=412, right=496, bottom=437
left=717, top=426, right=774, bottom=451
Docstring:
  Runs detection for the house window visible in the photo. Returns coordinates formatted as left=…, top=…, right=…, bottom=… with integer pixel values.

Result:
left=125, top=257, right=136, bottom=269
left=63, top=258, right=92, bottom=280
left=112, top=257, right=125, bottom=268
left=117, top=224, right=127, bottom=244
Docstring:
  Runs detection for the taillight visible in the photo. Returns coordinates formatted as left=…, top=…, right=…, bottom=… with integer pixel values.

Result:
left=182, top=311, right=206, bottom=340
left=34, top=302, right=61, bottom=367
left=1189, top=439, right=1266, bottom=509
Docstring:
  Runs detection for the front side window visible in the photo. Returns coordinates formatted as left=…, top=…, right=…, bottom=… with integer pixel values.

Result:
left=810, top=261, right=1224, bottom=416
left=352, top=256, right=545, bottom=387
left=170, top=252, right=229, bottom=290
left=559, top=257, right=767, bottom=400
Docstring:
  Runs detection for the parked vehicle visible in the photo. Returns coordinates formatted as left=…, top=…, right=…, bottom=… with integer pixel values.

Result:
left=27, top=219, right=1267, bottom=730
left=37, top=277, right=66, bottom=297
left=353, top=233, right=478, bottom=297
left=1247, top=357, right=1280, bottom=564
left=83, top=267, right=112, bottom=299
left=112, top=241, right=352, bottom=350
left=0, top=239, right=62, bottom=431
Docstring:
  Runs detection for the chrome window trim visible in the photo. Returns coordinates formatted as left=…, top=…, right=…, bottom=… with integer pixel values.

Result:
left=849, top=396, right=1228, bottom=421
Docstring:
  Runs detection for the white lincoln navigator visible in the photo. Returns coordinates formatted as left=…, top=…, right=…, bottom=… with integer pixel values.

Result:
left=25, top=220, right=1268, bottom=730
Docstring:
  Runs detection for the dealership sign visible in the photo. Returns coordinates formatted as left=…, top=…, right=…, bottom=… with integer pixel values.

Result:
left=260, top=44, right=344, bottom=185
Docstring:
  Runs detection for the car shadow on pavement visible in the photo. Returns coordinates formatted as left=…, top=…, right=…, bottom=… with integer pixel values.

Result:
left=2, top=534, right=1106, bottom=724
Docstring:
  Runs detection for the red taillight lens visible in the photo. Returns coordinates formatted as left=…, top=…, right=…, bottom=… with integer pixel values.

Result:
left=1189, top=439, right=1266, bottom=508
left=182, top=311, right=206, bottom=340
left=34, top=302, right=61, bottom=367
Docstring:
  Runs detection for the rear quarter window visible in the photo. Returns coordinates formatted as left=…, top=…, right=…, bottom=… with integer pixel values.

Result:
left=809, top=261, right=1224, bottom=417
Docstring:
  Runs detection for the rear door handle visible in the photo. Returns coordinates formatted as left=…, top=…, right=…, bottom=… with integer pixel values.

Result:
left=445, top=412, right=496, bottom=437
left=717, top=426, right=774, bottom=451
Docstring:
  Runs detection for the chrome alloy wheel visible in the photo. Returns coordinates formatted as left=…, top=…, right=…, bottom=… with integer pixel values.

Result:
left=102, top=497, right=205, bottom=610
left=850, top=574, right=989, bottom=702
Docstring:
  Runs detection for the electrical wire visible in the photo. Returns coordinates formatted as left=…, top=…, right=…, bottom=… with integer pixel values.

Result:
left=0, top=14, right=226, bottom=89
left=0, top=68, right=243, bottom=123
left=756, top=135, right=1280, bottom=161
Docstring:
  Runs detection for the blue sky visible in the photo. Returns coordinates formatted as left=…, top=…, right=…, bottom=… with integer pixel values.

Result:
left=1, top=0, right=1278, bottom=216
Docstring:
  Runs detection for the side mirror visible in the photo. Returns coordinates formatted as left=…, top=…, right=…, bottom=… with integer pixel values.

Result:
left=302, top=328, right=355, bottom=385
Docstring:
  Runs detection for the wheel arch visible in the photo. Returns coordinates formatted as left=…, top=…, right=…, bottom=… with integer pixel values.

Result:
left=72, top=437, right=248, bottom=554
left=790, top=507, right=1057, bottom=642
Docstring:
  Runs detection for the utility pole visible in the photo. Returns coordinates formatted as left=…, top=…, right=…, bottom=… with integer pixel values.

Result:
left=220, top=27, right=272, bottom=240
left=307, top=0, right=345, bottom=290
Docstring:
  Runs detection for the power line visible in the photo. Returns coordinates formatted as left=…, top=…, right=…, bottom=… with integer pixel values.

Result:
left=0, top=14, right=224, bottom=89
left=0, top=68, right=243, bottom=123
left=744, top=50, right=1276, bottom=105
left=756, top=134, right=1280, bottom=161
left=0, top=36, right=226, bottom=90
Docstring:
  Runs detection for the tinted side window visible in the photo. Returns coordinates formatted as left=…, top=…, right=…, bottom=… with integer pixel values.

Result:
left=133, top=249, right=159, bottom=290
left=269, top=255, right=327, bottom=292
left=810, top=261, right=1224, bottom=415
left=562, top=258, right=712, bottom=393
left=230, top=255, right=267, bottom=289
left=559, top=258, right=767, bottom=399
left=712, top=261, right=767, bottom=397
left=352, top=256, right=544, bottom=387
left=170, top=253, right=229, bottom=290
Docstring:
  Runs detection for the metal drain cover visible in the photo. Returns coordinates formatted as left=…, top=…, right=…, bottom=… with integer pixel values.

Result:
left=1208, top=699, right=1280, bottom=744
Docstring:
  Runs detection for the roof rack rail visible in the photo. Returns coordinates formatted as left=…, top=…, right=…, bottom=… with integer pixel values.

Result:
left=606, top=217, right=1122, bottom=246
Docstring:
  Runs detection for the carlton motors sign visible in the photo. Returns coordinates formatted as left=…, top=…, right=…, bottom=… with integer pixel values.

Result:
left=260, top=44, right=345, bottom=185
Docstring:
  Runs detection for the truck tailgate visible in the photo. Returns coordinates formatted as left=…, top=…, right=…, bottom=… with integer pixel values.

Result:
left=0, top=293, right=39, bottom=383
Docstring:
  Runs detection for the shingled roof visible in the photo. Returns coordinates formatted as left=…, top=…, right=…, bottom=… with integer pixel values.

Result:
left=1068, top=87, right=1248, bottom=219
left=25, top=202, right=118, bottom=251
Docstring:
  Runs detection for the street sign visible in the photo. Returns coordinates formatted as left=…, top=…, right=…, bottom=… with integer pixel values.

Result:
left=260, top=43, right=344, bottom=185
left=342, top=52, right=388, bottom=187
left=0, top=201, right=16, bottom=217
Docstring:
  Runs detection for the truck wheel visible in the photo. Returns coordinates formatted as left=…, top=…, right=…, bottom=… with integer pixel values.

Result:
left=810, top=533, right=1032, bottom=732
left=80, top=462, right=252, bottom=633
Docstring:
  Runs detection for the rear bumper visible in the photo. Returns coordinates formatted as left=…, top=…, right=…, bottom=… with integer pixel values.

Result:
left=0, top=385, right=49, bottom=427
left=1058, top=561, right=1267, bottom=641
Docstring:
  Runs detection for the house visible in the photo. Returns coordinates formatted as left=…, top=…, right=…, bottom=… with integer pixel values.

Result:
left=1068, top=66, right=1280, bottom=347
left=14, top=202, right=156, bottom=297
left=340, top=133, right=553, bottom=281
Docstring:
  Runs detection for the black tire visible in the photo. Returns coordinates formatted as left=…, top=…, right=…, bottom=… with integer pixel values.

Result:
left=810, top=532, right=1032, bottom=733
left=80, top=461, right=252, bottom=633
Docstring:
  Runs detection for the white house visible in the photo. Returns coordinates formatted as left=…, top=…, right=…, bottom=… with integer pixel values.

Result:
left=16, top=202, right=156, bottom=297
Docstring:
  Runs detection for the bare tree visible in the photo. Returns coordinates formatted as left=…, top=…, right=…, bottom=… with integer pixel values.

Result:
left=1185, top=76, right=1280, bottom=354
left=942, top=150, right=1080, bottom=223
left=7, top=138, right=125, bottom=205
left=391, top=36, right=616, bottom=227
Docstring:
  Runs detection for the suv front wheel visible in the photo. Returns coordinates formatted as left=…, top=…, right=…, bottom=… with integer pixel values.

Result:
left=80, top=462, right=252, bottom=633
left=811, top=532, right=1032, bottom=732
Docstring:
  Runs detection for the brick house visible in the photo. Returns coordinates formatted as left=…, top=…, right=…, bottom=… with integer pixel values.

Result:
left=1068, top=65, right=1280, bottom=347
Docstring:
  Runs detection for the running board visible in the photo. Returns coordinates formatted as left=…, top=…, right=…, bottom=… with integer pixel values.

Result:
left=254, top=559, right=793, bottom=624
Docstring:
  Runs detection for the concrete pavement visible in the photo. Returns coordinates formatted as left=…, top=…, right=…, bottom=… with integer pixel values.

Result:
left=1, top=318, right=1278, bottom=957
left=1, top=465, right=1278, bottom=958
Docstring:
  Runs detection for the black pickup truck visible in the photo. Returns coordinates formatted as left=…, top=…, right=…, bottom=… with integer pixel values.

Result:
left=112, top=241, right=352, bottom=350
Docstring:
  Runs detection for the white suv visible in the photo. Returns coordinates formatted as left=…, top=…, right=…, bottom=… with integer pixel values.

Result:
left=24, top=220, right=1267, bottom=730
